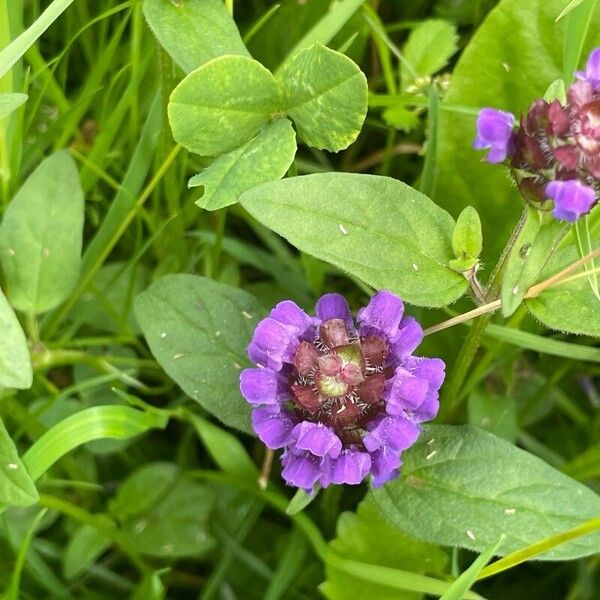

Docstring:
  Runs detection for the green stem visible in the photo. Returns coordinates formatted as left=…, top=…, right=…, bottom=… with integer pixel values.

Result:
left=438, top=209, right=528, bottom=422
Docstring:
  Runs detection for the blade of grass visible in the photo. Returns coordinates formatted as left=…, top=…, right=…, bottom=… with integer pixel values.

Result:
left=0, top=0, right=75, bottom=80
left=562, top=0, right=598, bottom=83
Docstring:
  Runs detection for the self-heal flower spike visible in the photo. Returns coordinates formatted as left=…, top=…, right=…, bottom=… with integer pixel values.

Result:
left=546, top=179, right=597, bottom=222
left=473, top=108, right=516, bottom=163
left=240, top=291, right=445, bottom=491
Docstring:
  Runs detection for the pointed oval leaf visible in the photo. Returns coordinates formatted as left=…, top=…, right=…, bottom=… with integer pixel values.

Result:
left=191, top=118, right=297, bottom=211
left=143, top=0, right=249, bottom=73
left=0, top=418, right=38, bottom=508
left=0, top=287, right=32, bottom=389
left=370, top=425, right=600, bottom=560
left=277, top=43, right=367, bottom=151
left=241, top=173, right=468, bottom=307
left=0, top=150, right=84, bottom=314
left=168, top=55, right=281, bottom=157
left=134, top=274, right=262, bottom=432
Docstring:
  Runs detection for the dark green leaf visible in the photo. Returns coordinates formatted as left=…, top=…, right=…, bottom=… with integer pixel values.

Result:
left=135, top=274, right=262, bottom=432
left=371, top=425, right=600, bottom=560
left=241, top=173, right=468, bottom=307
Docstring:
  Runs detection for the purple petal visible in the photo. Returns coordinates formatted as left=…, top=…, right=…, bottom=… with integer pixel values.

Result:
left=270, top=300, right=313, bottom=333
left=390, top=317, right=424, bottom=359
left=413, top=393, right=439, bottom=422
left=371, top=447, right=402, bottom=487
left=315, top=293, right=354, bottom=329
left=357, top=290, right=404, bottom=338
left=363, top=416, right=420, bottom=453
left=292, top=421, right=342, bottom=458
left=406, top=357, right=446, bottom=390
left=251, top=407, right=295, bottom=449
left=248, top=317, right=300, bottom=370
left=281, top=449, right=323, bottom=490
left=577, top=47, right=600, bottom=89
left=239, top=368, right=284, bottom=406
left=331, top=449, right=371, bottom=485
left=546, top=179, right=597, bottom=222
left=473, top=108, right=515, bottom=163
left=386, top=371, right=429, bottom=415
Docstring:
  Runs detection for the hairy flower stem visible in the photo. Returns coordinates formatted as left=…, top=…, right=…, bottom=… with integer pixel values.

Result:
left=437, top=209, right=528, bottom=422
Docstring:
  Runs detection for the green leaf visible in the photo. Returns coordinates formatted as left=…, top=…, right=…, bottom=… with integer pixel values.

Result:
left=132, top=571, right=166, bottom=600
left=525, top=245, right=600, bottom=335
left=187, top=413, right=258, bottom=480
left=440, top=537, right=503, bottom=600
left=433, top=0, right=600, bottom=262
left=0, top=92, right=27, bottom=120
left=501, top=208, right=567, bottom=317
left=190, top=118, right=297, bottom=211
left=452, top=206, right=482, bottom=260
left=134, top=274, right=262, bottom=432
left=22, top=406, right=167, bottom=482
left=0, top=287, right=32, bottom=390
left=143, top=0, right=249, bottom=73
left=168, top=55, right=281, bottom=157
left=241, top=173, right=468, bottom=307
left=370, top=425, right=600, bottom=560
left=574, top=214, right=600, bottom=299
left=401, top=19, right=459, bottom=88
left=286, top=488, right=317, bottom=515
left=562, top=0, right=598, bottom=82
left=63, top=523, right=111, bottom=580
left=111, top=462, right=216, bottom=558
left=557, top=0, right=587, bottom=20
left=277, top=44, right=367, bottom=151
left=0, top=417, right=38, bottom=508
left=322, top=495, right=448, bottom=600
left=543, top=78, right=567, bottom=103
left=468, top=389, right=518, bottom=442
left=0, top=150, right=84, bottom=315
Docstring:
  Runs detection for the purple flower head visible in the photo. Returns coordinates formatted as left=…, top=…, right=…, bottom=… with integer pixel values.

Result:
left=576, top=47, right=600, bottom=90
left=240, top=291, right=445, bottom=491
left=473, top=108, right=516, bottom=163
left=546, top=179, right=597, bottom=222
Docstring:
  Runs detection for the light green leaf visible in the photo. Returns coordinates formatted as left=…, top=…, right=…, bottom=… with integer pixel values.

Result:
left=277, top=44, right=367, bottom=151
left=111, top=462, right=215, bottom=558
left=0, top=93, right=27, bottom=120
left=286, top=488, right=317, bottom=516
left=187, top=413, right=258, bottom=480
left=370, top=425, right=600, bottom=560
left=134, top=274, right=262, bottom=432
left=168, top=55, right=281, bottom=157
left=402, top=19, right=459, bottom=88
left=501, top=207, right=567, bottom=317
left=241, top=173, right=468, bottom=307
left=0, top=287, right=31, bottom=389
left=143, top=0, right=249, bottom=73
left=0, top=417, right=38, bottom=508
left=574, top=214, right=600, bottom=299
left=190, top=118, right=297, bottom=211
left=440, top=537, right=503, bottom=600
left=525, top=245, right=600, bottom=335
left=322, top=495, right=448, bottom=600
left=132, top=571, right=166, bottom=600
left=63, top=523, right=112, bottom=580
left=0, top=150, right=84, bottom=315
left=468, top=389, right=518, bottom=442
left=543, top=78, right=567, bottom=103
left=451, top=206, right=482, bottom=260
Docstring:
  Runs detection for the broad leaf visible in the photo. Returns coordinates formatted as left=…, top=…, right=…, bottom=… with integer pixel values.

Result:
left=241, top=173, right=468, bottom=307
left=322, top=496, right=448, bottom=600
left=143, top=0, right=249, bottom=73
left=0, top=92, right=27, bottom=120
left=0, top=417, right=38, bottom=508
left=168, top=55, right=281, bottom=157
left=134, top=274, right=262, bottom=432
left=370, top=425, right=600, bottom=560
left=525, top=245, right=600, bottom=336
left=0, top=287, right=31, bottom=389
left=277, top=43, right=367, bottom=151
left=401, top=19, right=459, bottom=88
left=501, top=208, right=567, bottom=317
left=111, top=462, right=215, bottom=558
left=190, top=118, right=297, bottom=211
left=433, top=0, right=600, bottom=262
left=0, top=151, right=84, bottom=314
left=63, top=523, right=111, bottom=580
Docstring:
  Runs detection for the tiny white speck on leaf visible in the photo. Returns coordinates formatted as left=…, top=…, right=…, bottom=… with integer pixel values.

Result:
left=173, top=353, right=185, bottom=360
left=160, top=332, right=167, bottom=339
left=234, top=362, right=242, bottom=370
left=504, top=508, right=516, bottom=515
left=502, top=62, right=511, bottom=72
left=512, top=285, right=519, bottom=295
left=427, top=438, right=435, bottom=445
left=412, top=263, right=419, bottom=271
left=466, top=529, right=476, bottom=541
left=7, top=463, right=18, bottom=470
left=242, top=310, right=253, bottom=319
left=215, top=331, right=221, bottom=337
left=7, top=248, right=15, bottom=256
left=339, top=224, right=348, bottom=235
left=42, top=248, right=50, bottom=258
left=425, top=450, right=437, bottom=460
